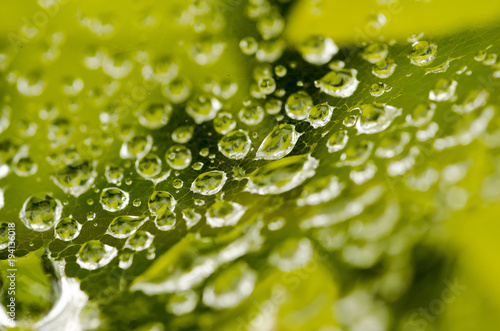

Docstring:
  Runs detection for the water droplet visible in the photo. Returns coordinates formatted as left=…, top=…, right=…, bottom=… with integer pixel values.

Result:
left=285, top=91, right=313, bottom=120
left=77, top=240, right=117, bottom=270
left=370, top=82, right=386, bottom=97
left=125, top=230, right=154, bottom=252
left=149, top=191, right=176, bottom=215
left=274, top=64, right=287, bottom=77
left=265, top=98, right=282, bottom=115
left=315, top=69, right=359, bottom=98
left=361, top=42, right=388, bottom=63
left=206, top=200, right=246, bottom=227
left=13, top=155, right=37, bottom=176
left=256, top=123, right=300, bottom=160
left=240, top=37, right=258, bottom=55
left=239, top=101, right=265, bottom=125
left=163, top=76, right=192, bottom=104
left=214, top=112, right=237, bottom=135
left=406, top=103, right=436, bottom=127
left=100, top=188, right=129, bottom=212
left=173, top=178, right=184, bottom=188
left=268, top=238, right=312, bottom=271
left=355, top=103, right=402, bottom=134
left=166, top=145, right=192, bottom=170
left=54, top=217, right=82, bottom=241
left=191, top=170, right=227, bottom=195
left=326, top=130, right=349, bottom=153
left=186, top=95, right=222, bottom=124
left=155, top=210, right=176, bottom=231
left=429, top=78, right=457, bottom=102
left=297, top=176, right=345, bottom=206
left=218, top=130, right=251, bottom=160
left=372, top=58, right=396, bottom=78
left=307, top=102, right=334, bottom=128
left=107, top=215, right=149, bottom=239
left=256, top=39, right=285, bottom=62
left=409, top=41, right=437, bottom=66
left=19, top=193, right=62, bottom=231
left=182, top=208, right=202, bottom=228
left=166, top=290, right=199, bottom=316
left=350, top=161, right=377, bottom=185
left=192, top=162, right=204, bottom=171
left=299, top=35, right=338, bottom=65
left=51, top=160, right=97, bottom=197
left=87, top=211, right=96, bottom=221
left=120, top=135, right=153, bottom=159
left=142, top=55, right=178, bottom=84
left=137, top=102, right=172, bottom=129
left=337, top=140, right=374, bottom=167
left=246, top=154, right=318, bottom=195
left=105, top=165, right=124, bottom=185
left=119, top=252, right=134, bottom=269
left=375, top=132, right=411, bottom=158
left=136, top=153, right=162, bottom=178
left=172, top=126, right=194, bottom=144
left=202, top=262, right=257, bottom=309
left=258, top=77, right=276, bottom=95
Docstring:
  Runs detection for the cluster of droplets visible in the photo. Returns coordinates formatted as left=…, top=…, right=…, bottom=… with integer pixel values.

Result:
left=2, top=1, right=500, bottom=330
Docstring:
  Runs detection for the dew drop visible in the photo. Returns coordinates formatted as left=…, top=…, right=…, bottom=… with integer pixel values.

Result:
left=409, top=41, right=437, bottom=66
left=54, top=217, right=82, bottom=241
left=299, top=35, right=338, bottom=65
left=285, top=91, right=313, bottom=120
left=166, top=145, right=192, bottom=170
left=106, top=215, right=149, bottom=239
left=124, top=230, right=154, bottom=252
left=100, top=188, right=129, bottom=212
left=256, top=123, right=300, bottom=160
left=307, top=102, right=334, bottom=128
left=155, top=210, right=176, bottom=231
left=315, top=69, right=359, bottom=98
left=206, top=200, right=246, bottom=227
left=246, top=154, right=318, bottom=195
left=355, top=103, right=402, bottom=134
left=218, top=130, right=251, bottom=160
left=77, top=240, right=118, bottom=270
left=429, top=78, right=457, bottom=102
left=19, top=193, right=62, bottom=231
left=191, top=170, right=227, bottom=195
left=148, top=191, right=176, bottom=215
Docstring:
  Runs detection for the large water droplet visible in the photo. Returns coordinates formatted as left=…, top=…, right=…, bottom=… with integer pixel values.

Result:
left=19, top=193, right=62, bottom=231
left=54, top=217, right=82, bottom=241
left=409, top=41, right=437, bottom=66
left=77, top=240, right=118, bottom=270
left=191, top=170, right=227, bottom=195
left=148, top=191, right=176, bottom=215
left=100, top=188, right=129, bottom=212
left=315, top=69, right=359, bottom=98
left=285, top=91, right=313, bottom=120
left=206, top=200, right=246, bottom=227
left=355, top=103, right=402, bottom=134
left=256, top=123, right=301, bottom=160
left=166, top=145, right=192, bottom=170
left=429, top=78, right=457, bottom=102
left=107, top=215, right=149, bottom=239
left=202, top=262, right=257, bottom=309
left=218, top=130, right=251, bottom=160
left=246, top=154, right=318, bottom=195
left=299, top=35, right=338, bottom=65
left=186, top=95, right=222, bottom=124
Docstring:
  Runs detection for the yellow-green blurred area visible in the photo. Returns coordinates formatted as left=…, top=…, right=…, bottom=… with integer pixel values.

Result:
left=1, top=0, right=500, bottom=330
left=286, top=0, right=500, bottom=44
